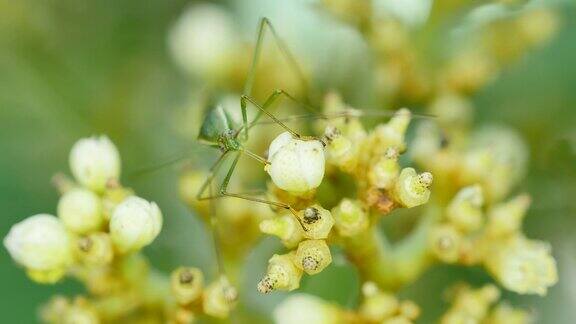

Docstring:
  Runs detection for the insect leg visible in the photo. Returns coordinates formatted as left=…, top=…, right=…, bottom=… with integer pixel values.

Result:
left=243, top=18, right=308, bottom=99
left=240, top=94, right=303, bottom=139
left=196, top=152, right=229, bottom=200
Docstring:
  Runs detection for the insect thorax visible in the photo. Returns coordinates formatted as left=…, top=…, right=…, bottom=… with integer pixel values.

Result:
left=217, top=130, right=241, bottom=152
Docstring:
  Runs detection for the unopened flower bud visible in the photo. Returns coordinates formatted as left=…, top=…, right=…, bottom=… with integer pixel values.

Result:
left=76, top=233, right=113, bottom=266
left=101, top=186, right=134, bottom=221
left=273, top=293, right=339, bottom=324
left=485, top=302, right=532, bottom=324
left=441, top=284, right=500, bottom=323
left=373, top=108, right=411, bottom=151
left=484, top=236, right=557, bottom=296
left=430, top=224, right=462, bottom=263
left=58, top=188, right=103, bottom=234
left=297, top=205, right=334, bottom=240
left=360, top=282, right=399, bottom=321
left=203, top=276, right=237, bottom=318
left=259, top=214, right=303, bottom=248
left=110, top=196, right=162, bottom=253
left=392, top=168, right=433, bottom=208
left=295, top=239, right=332, bottom=275
left=171, top=267, right=204, bottom=305
left=62, top=297, right=99, bottom=324
left=446, top=185, right=484, bottom=233
left=324, top=126, right=357, bottom=172
left=266, top=131, right=325, bottom=195
left=4, top=214, right=72, bottom=280
left=257, top=252, right=303, bottom=293
left=332, top=199, right=369, bottom=236
left=169, top=4, right=238, bottom=80
left=399, top=300, right=420, bottom=320
left=69, top=135, right=121, bottom=192
left=486, top=194, right=531, bottom=237
left=369, top=148, right=400, bottom=189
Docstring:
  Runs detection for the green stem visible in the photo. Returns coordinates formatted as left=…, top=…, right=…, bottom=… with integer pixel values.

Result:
left=341, top=205, right=441, bottom=290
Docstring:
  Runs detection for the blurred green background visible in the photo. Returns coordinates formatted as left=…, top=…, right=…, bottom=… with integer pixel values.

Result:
left=1, top=0, right=575, bottom=322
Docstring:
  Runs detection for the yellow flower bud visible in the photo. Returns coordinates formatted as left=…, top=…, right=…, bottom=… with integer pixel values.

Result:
left=486, top=194, right=530, bottom=237
left=429, top=224, right=462, bottom=263
left=76, top=233, right=114, bottom=266
left=372, top=108, right=411, bottom=152
left=101, top=186, right=134, bottom=221
left=171, top=267, right=204, bottom=305
left=257, top=252, right=303, bottom=293
left=295, top=239, right=332, bottom=275
left=359, top=282, right=399, bottom=321
left=62, top=297, right=99, bottom=324
left=58, top=188, right=103, bottom=234
left=484, top=302, right=532, bottom=324
left=369, top=148, right=400, bottom=190
left=382, top=316, right=413, bottom=324
left=259, top=214, right=304, bottom=248
left=441, top=284, right=500, bottom=324
left=332, top=199, right=369, bottom=236
left=392, top=168, right=433, bottom=208
left=202, top=276, right=237, bottom=318
left=297, top=205, right=335, bottom=240
left=484, top=236, right=557, bottom=296
left=324, top=126, right=357, bottom=172
left=266, top=132, right=326, bottom=195
left=446, top=185, right=484, bottom=233
left=399, top=300, right=420, bottom=320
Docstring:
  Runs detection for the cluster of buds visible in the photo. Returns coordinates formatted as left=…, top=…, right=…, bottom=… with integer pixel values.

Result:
left=258, top=205, right=335, bottom=293
left=440, top=284, right=531, bottom=324
left=170, top=267, right=238, bottom=320
left=321, top=94, right=433, bottom=213
left=273, top=282, right=420, bottom=324
left=426, top=125, right=557, bottom=295
left=4, top=136, right=166, bottom=322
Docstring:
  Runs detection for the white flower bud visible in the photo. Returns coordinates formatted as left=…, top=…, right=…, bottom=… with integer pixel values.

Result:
left=58, top=188, right=103, bottom=234
left=109, top=196, right=162, bottom=253
left=484, top=236, right=557, bottom=296
left=273, top=293, right=339, bottom=324
left=4, top=214, right=73, bottom=274
left=70, top=135, right=121, bottom=192
left=266, top=132, right=325, bottom=195
left=168, top=4, right=238, bottom=80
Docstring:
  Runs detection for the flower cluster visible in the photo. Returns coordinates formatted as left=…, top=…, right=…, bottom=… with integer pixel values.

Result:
left=274, top=282, right=421, bottom=324
left=4, top=136, right=169, bottom=322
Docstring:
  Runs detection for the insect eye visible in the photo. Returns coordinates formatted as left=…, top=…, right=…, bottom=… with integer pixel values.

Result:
left=226, top=129, right=235, bottom=137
